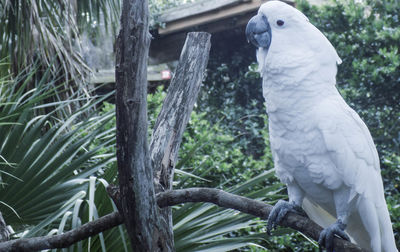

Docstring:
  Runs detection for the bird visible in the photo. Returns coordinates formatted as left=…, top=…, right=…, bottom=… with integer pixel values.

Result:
left=245, top=1, right=398, bottom=251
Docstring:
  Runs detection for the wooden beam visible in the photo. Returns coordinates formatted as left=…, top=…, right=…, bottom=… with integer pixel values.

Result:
left=159, top=0, right=245, bottom=23
left=158, top=0, right=294, bottom=35
left=90, top=64, right=172, bottom=84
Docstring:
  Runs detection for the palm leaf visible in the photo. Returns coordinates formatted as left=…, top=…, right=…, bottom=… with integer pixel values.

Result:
left=0, top=64, right=115, bottom=241
left=172, top=168, right=287, bottom=251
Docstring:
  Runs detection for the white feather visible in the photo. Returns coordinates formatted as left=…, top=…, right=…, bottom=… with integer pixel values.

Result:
left=256, top=1, right=398, bottom=251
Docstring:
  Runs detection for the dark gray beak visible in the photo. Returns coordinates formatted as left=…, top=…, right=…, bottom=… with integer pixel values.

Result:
left=245, top=14, right=272, bottom=49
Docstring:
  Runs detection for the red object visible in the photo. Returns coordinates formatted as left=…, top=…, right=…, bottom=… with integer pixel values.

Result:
left=161, top=70, right=172, bottom=80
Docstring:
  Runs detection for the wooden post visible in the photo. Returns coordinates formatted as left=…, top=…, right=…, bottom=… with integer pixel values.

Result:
left=115, top=0, right=211, bottom=250
left=150, top=32, right=211, bottom=247
left=115, top=0, right=168, bottom=250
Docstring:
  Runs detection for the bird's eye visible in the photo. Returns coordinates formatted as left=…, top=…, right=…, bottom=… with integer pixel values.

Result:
left=277, top=20, right=284, bottom=26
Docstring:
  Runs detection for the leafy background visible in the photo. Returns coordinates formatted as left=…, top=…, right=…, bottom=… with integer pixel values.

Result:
left=0, top=0, right=399, bottom=251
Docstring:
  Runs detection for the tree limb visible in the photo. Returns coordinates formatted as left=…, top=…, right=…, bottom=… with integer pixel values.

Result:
left=157, top=188, right=365, bottom=252
left=0, top=212, right=123, bottom=252
left=0, top=188, right=365, bottom=252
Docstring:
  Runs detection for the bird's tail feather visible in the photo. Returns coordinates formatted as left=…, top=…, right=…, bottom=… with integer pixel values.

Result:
left=302, top=198, right=336, bottom=228
left=376, top=202, right=397, bottom=252
left=302, top=197, right=371, bottom=250
left=303, top=197, right=398, bottom=252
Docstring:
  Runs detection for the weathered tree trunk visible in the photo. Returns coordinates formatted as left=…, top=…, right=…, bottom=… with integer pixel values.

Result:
left=150, top=32, right=211, bottom=246
left=115, top=0, right=167, bottom=250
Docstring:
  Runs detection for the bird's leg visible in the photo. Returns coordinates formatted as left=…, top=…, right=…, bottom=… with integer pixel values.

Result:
left=318, top=187, right=352, bottom=252
left=267, top=181, right=306, bottom=234
left=318, top=219, right=350, bottom=252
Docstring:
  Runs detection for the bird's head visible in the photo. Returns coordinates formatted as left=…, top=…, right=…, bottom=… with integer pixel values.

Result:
left=246, top=1, right=310, bottom=52
left=246, top=1, right=341, bottom=83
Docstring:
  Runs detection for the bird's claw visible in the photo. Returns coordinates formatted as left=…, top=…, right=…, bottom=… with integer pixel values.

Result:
left=318, top=219, right=350, bottom=252
left=266, top=199, right=305, bottom=235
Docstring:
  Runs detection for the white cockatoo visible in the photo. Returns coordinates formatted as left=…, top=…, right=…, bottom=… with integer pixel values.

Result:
left=245, top=1, right=398, bottom=252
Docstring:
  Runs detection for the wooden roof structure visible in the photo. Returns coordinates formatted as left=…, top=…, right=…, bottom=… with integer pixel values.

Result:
left=149, top=0, right=294, bottom=64
left=92, top=0, right=327, bottom=86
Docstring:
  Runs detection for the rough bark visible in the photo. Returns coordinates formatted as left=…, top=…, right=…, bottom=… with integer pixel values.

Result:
left=0, top=188, right=365, bottom=252
left=149, top=32, right=211, bottom=248
left=150, top=32, right=211, bottom=190
left=115, top=0, right=167, bottom=250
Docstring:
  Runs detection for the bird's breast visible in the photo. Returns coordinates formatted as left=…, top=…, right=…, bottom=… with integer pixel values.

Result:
left=269, top=109, right=344, bottom=192
left=269, top=113, right=324, bottom=166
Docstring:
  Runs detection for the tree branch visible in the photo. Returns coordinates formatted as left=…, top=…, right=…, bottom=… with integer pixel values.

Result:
left=0, top=188, right=365, bottom=252
left=157, top=188, right=365, bottom=252
left=0, top=212, right=123, bottom=252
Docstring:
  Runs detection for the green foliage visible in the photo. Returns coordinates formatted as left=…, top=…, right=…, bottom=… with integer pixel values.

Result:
left=0, top=63, right=119, bottom=249
left=1, top=1, right=83, bottom=79
left=0, top=0, right=121, bottom=102
left=381, top=152, right=400, bottom=244
left=176, top=111, right=268, bottom=189
left=198, top=33, right=266, bottom=158
left=77, top=0, right=121, bottom=34
left=173, top=171, right=274, bottom=252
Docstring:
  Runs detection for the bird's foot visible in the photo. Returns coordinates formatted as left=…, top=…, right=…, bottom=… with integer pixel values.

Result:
left=318, top=219, right=350, bottom=252
left=266, top=199, right=306, bottom=234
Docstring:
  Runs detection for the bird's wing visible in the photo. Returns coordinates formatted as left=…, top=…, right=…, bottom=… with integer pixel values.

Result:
left=311, top=95, right=384, bottom=203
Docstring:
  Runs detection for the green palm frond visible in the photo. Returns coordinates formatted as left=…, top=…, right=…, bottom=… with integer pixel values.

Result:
left=173, top=171, right=285, bottom=252
left=0, top=66, right=286, bottom=251
left=0, top=64, right=115, bottom=239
